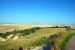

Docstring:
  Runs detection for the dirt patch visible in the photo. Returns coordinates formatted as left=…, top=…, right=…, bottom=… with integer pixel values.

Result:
left=67, top=36, right=75, bottom=50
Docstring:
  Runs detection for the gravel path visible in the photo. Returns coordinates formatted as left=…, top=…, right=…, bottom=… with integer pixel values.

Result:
left=67, top=36, right=75, bottom=50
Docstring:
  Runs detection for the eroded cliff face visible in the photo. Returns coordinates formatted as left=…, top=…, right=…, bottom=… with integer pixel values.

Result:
left=0, top=24, right=53, bottom=33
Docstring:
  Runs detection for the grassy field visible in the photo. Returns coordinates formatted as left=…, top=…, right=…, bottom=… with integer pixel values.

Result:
left=0, top=27, right=75, bottom=50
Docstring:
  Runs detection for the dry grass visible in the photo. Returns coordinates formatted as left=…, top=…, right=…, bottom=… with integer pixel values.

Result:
left=0, top=28, right=70, bottom=50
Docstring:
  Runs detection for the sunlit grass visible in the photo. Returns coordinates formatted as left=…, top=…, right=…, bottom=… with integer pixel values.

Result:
left=61, top=30, right=75, bottom=50
left=0, top=28, right=74, bottom=50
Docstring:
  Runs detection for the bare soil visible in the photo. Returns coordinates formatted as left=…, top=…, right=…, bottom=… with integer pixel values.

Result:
left=67, top=36, right=75, bottom=50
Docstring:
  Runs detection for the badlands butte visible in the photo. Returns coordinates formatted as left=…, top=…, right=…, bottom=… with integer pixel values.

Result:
left=0, top=24, right=74, bottom=33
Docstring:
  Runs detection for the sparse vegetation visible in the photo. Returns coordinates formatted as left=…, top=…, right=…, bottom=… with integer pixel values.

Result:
left=0, top=27, right=41, bottom=38
left=61, top=30, right=75, bottom=50
left=0, top=27, right=75, bottom=50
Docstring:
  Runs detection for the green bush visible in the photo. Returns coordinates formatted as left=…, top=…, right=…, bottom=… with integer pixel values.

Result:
left=0, top=32, right=11, bottom=38
left=35, top=27, right=41, bottom=30
left=0, top=27, right=41, bottom=38
left=30, top=28, right=36, bottom=33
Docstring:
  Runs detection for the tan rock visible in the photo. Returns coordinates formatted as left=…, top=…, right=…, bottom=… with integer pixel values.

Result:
left=13, top=36, right=19, bottom=40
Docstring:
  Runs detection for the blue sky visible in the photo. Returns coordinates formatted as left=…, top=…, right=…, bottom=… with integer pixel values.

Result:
left=0, top=0, right=75, bottom=24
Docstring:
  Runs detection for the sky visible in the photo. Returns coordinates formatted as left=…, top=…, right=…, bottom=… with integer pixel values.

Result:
left=0, top=0, right=75, bottom=24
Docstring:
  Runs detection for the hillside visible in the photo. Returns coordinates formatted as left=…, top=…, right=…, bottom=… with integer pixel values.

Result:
left=0, top=24, right=75, bottom=50
left=0, top=27, right=67, bottom=50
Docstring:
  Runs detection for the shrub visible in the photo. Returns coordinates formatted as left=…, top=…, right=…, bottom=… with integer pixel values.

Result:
left=0, top=27, right=41, bottom=38
left=35, top=27, right=41, bottom=30
left=20, top=27, right=41, bottom=36
left=0, top=33, right=3, bottom=37
left=11, top=30, right=18, bottom=34
left=2, top=32, right=11, bottom=38
left=30, top=28, right=36, bottom=33
left=21, top=29, right=31, bottom=36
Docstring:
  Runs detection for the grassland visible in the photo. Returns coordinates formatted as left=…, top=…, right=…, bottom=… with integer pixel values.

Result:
left=0, top=27, right=75, bottom=50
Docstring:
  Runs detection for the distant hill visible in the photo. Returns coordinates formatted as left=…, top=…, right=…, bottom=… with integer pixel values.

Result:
left=0, top=24, right=53, bottom=33
left=0, top=24, right=74, bottom=33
